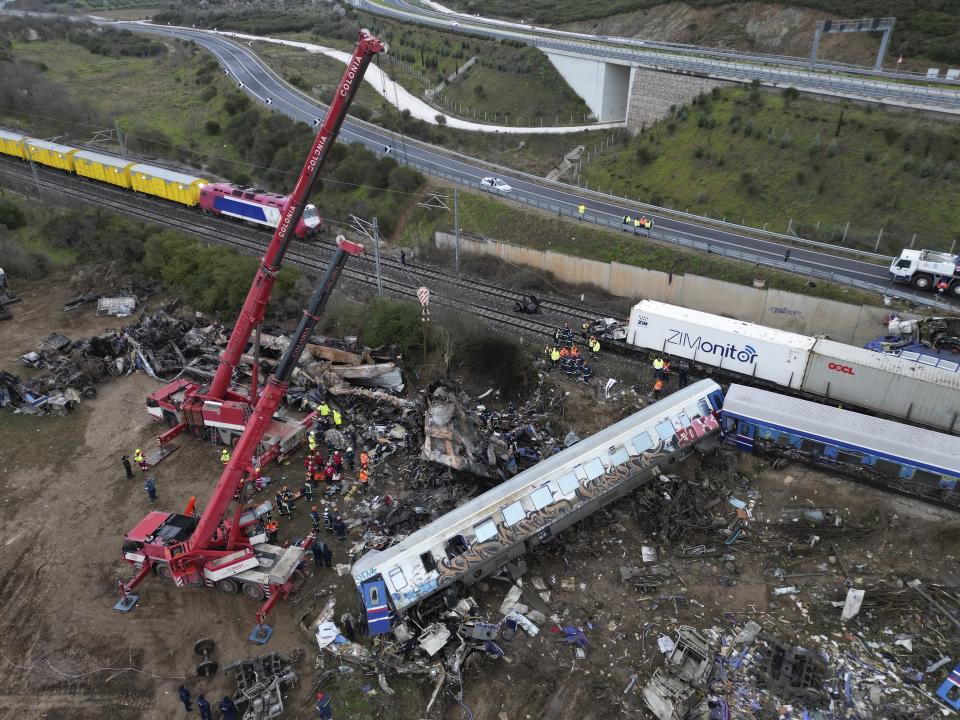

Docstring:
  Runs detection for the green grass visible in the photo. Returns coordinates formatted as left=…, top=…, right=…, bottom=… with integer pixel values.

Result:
left=250, top=41, right=611, bottom=177
left=8, top=39, right=242, bottom=163
left=398, top=184, right=881, bottom=305
left=582, top=86, right=960, bottom=255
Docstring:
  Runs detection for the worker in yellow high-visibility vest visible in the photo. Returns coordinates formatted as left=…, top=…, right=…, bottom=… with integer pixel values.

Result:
left=577, top=203, right=586, bottom=220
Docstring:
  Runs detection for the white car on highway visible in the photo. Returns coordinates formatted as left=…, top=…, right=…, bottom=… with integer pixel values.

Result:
left=481, top=177, right=512, bottom=193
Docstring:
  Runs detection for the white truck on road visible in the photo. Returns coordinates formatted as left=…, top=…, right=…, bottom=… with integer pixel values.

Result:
left=889, top=249, right=960, bottom=297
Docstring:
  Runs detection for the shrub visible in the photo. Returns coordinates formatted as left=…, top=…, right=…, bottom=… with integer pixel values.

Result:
left=435, top=114, right=447, bottom=126
left=743, top=120, right=753, bottom=138
left=795, top=171, right=805, bottom=185
left=362, top=299, right=427, bottom=355
left=864, top=148, right=875, bottom=162
left=919, top=158, right=935, bottom=177
left=635, top=145, right=657, bottom=165
left=767, top=129, right=776, bottom=145
left=0, top=198, right=27, bottom=229
left=944, top=162, right=955, bottom=179
left=902, top=153, right=915, bottom=172
left=204, top=120, right=220, bottom=135
left=693, top=146, right=705, bottom=159
left=387, top=165, right=423, bottom=193
left=0, top=236, right=50, bottom=279
left=826, top=139, right=838, bottom=158
left=779, top=131, right=791, bottom=148
left=809, top=133, right=821, bottom=156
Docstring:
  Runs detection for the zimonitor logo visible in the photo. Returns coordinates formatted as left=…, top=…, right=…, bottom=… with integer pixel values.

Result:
left=666, top=329, right=759, bottom=364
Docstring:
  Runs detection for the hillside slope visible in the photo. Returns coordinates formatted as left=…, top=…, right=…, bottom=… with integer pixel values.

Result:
left=447, top=0, right=960, bottom=68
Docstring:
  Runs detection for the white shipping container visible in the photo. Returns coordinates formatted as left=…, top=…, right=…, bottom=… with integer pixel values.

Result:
left=803, top=339, right=960, bottom=434
left=627, top=301, right=815, bottom=389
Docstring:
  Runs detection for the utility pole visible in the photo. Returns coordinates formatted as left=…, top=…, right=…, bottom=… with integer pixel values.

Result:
left=26, top=152, right=43, bottom=200
left=372, top=216, right=383, bottom=297
left=115, top=119, right=127, bottom=159
left=454, top=188, right=460, bottom=277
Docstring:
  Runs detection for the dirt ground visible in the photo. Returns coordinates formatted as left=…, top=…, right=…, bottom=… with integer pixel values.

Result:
left=2, top=274, right=959, bottom=719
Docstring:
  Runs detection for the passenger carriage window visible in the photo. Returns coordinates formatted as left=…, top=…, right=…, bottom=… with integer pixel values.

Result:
left=655, top=419, right=676, bottom=442
left=912, top=469, right=942, bottom=486
left=874, top=459, right=902, bottom=478
left=389, top=567, right=408, bottom=591
left=474, top=518, right=498, bottom=543
left=799, top=439, right=826, bottom=456
left=583, top=458, right=605, bottom=479
left=557, top=472, right=580, bottom=496
left=609, top=446, right=631, bottom=466
left=631, top=432, right=653, bottom=454
left=698, top=399, right=711, bottom=417
left=678, top=411, right=691, bottom=427
left=369, top=586, right=380, bottom=605
left=445, top=535, right=469, bottom=558
left=775, top=433, right=792, bottom=448
left=530, top=485, right=554, bottom=510
left=420, top=552, right=436, bottom=572
left=836, top=451, right=863, bottom=465
left=502, top=501, right=526, bottom=526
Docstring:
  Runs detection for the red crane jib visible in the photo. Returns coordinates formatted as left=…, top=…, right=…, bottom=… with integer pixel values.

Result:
left=206, top=29, right=385, bottom=401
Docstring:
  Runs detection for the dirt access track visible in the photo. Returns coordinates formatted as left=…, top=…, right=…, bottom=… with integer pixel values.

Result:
left=2, top=274, right=960, bottom=719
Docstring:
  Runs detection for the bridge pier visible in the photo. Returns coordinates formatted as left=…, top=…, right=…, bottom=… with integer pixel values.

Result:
left=542, top=49, right=631, bottom=123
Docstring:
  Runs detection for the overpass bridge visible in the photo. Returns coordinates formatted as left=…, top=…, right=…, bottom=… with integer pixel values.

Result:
left=358, top=0, right=960, bottom=127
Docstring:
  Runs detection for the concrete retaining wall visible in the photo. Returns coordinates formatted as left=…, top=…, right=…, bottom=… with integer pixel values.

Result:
left=435, top=232, right=896, bottom=345
left=626, top=67, right=730, bottom=131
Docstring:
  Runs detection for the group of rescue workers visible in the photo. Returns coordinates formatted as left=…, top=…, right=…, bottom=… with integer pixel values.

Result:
left=649, top=355, right=691, bottom=399
left=547, top=324, right=600, bottom=384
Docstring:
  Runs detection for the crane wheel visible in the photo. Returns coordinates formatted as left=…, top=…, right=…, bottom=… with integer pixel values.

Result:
left=155, top=563, right=173, bottom=579
left=950, top=283, right=960, bottom=299
left=242, top=582, right=265, bottom=601
left=196, top=659, right=219, bottom=677
left=216, top=578, right=239, bottom=594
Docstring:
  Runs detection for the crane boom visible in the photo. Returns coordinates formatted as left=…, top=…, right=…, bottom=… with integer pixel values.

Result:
left=207, top=30, right=385, bottom=401
left=183, top=238, right=364, bottom=559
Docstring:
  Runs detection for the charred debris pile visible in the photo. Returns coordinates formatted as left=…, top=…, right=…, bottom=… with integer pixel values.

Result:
left=0, top=303, right=406, bottom=416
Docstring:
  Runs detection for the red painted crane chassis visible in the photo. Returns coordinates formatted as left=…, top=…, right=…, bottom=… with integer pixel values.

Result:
left=119, top=30, right=384, bottom=636
left=146, top=29, right=385, bottom=466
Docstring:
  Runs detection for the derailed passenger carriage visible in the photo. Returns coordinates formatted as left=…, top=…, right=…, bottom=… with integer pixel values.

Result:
left=352, top=380, right=725, bottom=635
left=722, top=384, right=960, bottom=509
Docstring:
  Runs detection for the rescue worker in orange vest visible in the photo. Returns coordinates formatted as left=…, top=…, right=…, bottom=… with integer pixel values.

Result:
left=652, top=377, right=664, bottom=400
left=937, top=279, right=949, bottom=294
left=358, top=468, right=369, bottom=493
left=570, top=345, right=580, bottom=359
left=359, top=450, right=369, bottom=470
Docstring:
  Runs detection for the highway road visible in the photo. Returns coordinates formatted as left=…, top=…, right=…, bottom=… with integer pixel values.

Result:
left=122, top=23, right=949, bottom=308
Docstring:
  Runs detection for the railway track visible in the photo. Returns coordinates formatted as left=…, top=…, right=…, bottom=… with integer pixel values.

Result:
left=0, top=156, right=614, bottom=342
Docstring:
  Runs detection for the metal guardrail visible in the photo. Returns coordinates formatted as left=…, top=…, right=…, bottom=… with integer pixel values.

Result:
left=360, top=0, right=960, bottom=111
left=398, top=156, right=953, bottom=311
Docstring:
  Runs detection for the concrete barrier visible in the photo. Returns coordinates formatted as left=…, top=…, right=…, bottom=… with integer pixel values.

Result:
left=435, top=231, right=900, bottom=345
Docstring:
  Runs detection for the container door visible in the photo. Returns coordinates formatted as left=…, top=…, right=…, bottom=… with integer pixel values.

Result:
left=734, top=421, right=756, bottom=452
left=360, top=578, right=392, bottom=636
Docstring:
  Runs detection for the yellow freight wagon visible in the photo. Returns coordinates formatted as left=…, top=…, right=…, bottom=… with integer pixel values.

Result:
left=73, top=150, right=136, bottom=189
left=26, top=139, right=77, bottom=172
left=129, top=164, right=207, bottom=206
left=0, top=129, right=27, bottom=160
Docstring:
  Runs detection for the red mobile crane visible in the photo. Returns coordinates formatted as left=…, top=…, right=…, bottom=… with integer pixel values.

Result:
left=119, top=236, right=364, bottom=641
left=146, top=30, right=385, bottom=466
